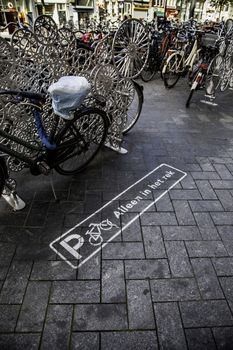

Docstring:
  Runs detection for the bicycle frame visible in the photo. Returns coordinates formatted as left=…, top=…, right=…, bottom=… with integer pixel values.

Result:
left=0, top=107, right=90, bottom=172
left=184, top=38, right=201, bottom=70
left=164, top=37, right=201, bottom=75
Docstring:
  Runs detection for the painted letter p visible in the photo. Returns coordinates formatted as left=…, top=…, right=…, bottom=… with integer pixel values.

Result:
left=60, top=234, right=84, bottom=260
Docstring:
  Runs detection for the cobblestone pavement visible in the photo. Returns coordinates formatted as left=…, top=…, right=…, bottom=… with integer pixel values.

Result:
left=0, top=78, right=233, bottom=350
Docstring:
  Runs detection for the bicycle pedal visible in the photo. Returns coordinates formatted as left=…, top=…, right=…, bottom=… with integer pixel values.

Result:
left=37, top=161, right=51, bottom=175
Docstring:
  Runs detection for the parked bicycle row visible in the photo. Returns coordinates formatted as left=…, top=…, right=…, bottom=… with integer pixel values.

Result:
left=141, top=18, right=233, bottom=107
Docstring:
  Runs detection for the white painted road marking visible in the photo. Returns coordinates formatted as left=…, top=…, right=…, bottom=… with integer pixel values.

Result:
left=50, top=164, right=187, bottom=269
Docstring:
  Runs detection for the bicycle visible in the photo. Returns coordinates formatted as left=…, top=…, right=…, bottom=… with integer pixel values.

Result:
left=0, top=89, right=109, bottom=197
left=162, top=29, right=202, bottom=88
left=186, top=32, right=218, bottom=107
left=85, top=220, right=118, bottom=246
left=141, top=24, right=177, bottom=82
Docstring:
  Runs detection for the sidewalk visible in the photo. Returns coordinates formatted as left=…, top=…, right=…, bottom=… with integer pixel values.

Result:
left=0, top=78, right=233, bottom=350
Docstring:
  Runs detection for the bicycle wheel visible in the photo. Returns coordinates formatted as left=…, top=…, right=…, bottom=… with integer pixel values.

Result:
left=123, top=80, right=143, bottom=134
left=112, top=19, right=149, bottom=79
left=205, top=55, right=224, bottom=95
left=141, top=57, right=157, bottom=82
left=54, top=108, right=108, bottom=175
left=163, top=52, right=183, bottom=88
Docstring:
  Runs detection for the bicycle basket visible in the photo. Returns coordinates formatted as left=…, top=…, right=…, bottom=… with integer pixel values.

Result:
left=201, top=33, right=218, bottom=48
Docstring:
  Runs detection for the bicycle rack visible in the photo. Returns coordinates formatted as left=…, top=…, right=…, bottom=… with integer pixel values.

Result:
left=105, top=141, right=128, bottom=154
left=2, top=187, right=26, bottom=211
left=200, top=94, right=218, bottom=107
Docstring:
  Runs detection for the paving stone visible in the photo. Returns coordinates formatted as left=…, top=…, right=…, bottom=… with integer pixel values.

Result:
left=184, top=163, right=202, bottom=172
left=172, top=200, right=196, bottom=225
left=162, top=226, right=201, bottom=240
left=185, top=328, right=217, bottom=350
left=215, top=190, right=233, bottom=211
left=151, top=278, right=200, bottom=302
left=102, top=242, right=145, bottom=259
left=71, top=332, right=99, bottom=350
left=140, top=212, right=177, bottom=226
left=195, top=180, right=217, bottom=200
left=186, top=241, right=227, bottom=257
left=25, top=201, right=50, bottom=227
left=0, top=242, right=15, bottom=266
left=214, top=164, right=233, bottom=180
left=155, top=193, right=173, bottom=211
left=0, top=266, right=8, bottom=280
left=212, top=257, right=233, bottom=276
left=165, top=241, right=193, bottom=277
left=189, top=200, right=224, bottom=212
left=101, top=331, right=158, bottom=350
left=68, top=182, right=85, bottom=201
left=191, top=258, right=224, bottom=299
left=30, top=261, right=76, bottom=280
left=102, top=260, right=125, bottom=303
left=196, top=157, right=215, bottom=171
left=154, top=302, right=187, bottom=350
left=14, top=243, right=56, bottom=261
left=0, top=334, right=40, bottom=350
left=16, top=281, right=50, bottom=332
left=227, top=163, right=233, bottom=172
left=125, top=259, right=170, bottom=279
left=219, top=277, right=233, bottom=313
left=0, top=212, right=27, bottom=226
left=40, top=305, right=73, bottom=350
left=121, top=213, right=142, bottom=241
left=209, top=157, right=233, bottom=164
left=194, top=213, right=220, bottom=240
left=50, top=281, right=100, bottom=304
left=179, top=300, right=233, bottom=327
left=73, top=304, right=127, bottom=330
left=211, top=212, right=233, bottom=225
left=0, top=305, right=20, bottom=332
left=180, top=174, right=197, bottom=189
left=77, top=252, right=101, bottom=280
left=212, top=327, right=233, bottom=350
left=0, top=261, right=32, bottom=304
left=222, top=240, right=233, bottom=256
left=169, top=189, right=202, bottom=200
left=127, top=280, right=155, bottom=329
left=217, top=226, right=233, bottom=240
left=210, top=180, right=233, bottom=189
left=191, top=172, right=220, bottom=180
left=142, top=226, right=166, bottom=258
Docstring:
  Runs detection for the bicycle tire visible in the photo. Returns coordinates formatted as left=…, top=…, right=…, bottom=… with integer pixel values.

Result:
left=141, top=58, right=157, bottom=82
left=54, top=108, right=108, bottom=175
left=163, top=52, right=183, bottom=89
left=205, top=54, right=224, bottom=95
left=123, top=81, right=143, bottom=134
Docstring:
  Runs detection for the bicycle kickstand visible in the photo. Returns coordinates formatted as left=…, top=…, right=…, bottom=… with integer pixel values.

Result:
left=2, top=178, right=26, bottom=211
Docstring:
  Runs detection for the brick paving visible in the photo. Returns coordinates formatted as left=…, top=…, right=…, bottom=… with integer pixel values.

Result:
left=0, top=79, right=233, bottom=349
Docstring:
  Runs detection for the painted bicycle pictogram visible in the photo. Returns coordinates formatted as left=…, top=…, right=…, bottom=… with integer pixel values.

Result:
left=85, top=219, right=119, bottom=246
